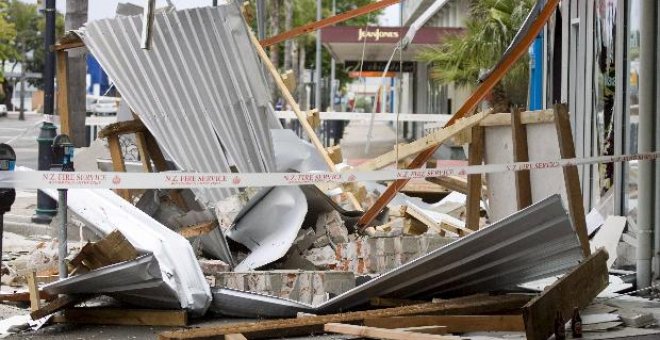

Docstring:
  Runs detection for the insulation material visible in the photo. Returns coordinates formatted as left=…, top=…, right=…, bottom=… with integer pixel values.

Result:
left=79, top=3, right=276, bottom=207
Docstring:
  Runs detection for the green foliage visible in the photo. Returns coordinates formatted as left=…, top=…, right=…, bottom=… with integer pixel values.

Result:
left=417, top=0, right=534, bottom=107
left=1, top=0, right=64, bottom=88
left=0, top=2, right=17, bottom=82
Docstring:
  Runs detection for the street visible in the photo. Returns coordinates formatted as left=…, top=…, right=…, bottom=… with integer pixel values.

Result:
left=0, top=112, right=43, bottom=171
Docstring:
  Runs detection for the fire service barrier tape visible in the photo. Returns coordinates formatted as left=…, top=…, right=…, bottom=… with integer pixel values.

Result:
left=0, top=151, right=658, bottom=190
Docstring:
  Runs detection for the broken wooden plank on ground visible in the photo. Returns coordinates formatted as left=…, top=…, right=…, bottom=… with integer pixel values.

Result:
left=554, top=103, right=591, bottom=257
left=30, top=294, right=94, bottom=320
left=398, top=325, right=448, bottom=335
left=60, top=308, right=188, bottom=326
left=357, top=110, right=492, bottom=171
left=69, top=229, right=139, bottom=272
left=522, top=248, right=609, bottom=340
left=363, top=315, right=526, bottom=333
left=27, top=271, right=41, bottom=312
left=159, top=294, right=531, bottom=339
left=323, top=323, right=459, bottom=340
left=0, top=290, right=55, bottom=303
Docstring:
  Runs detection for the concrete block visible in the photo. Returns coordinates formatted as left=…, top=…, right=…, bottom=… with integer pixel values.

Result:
left=198, top=259, right=230, bottom=275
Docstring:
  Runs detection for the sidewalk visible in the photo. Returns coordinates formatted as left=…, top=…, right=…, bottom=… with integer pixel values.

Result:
left=2, top=191, right=50, bottom=238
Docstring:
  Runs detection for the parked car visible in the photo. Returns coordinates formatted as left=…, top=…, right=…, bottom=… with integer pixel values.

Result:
left=0, top=104, right=7, bottom=117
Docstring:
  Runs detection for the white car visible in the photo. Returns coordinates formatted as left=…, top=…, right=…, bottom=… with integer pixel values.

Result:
left=0, top=104, right=7, bottom=117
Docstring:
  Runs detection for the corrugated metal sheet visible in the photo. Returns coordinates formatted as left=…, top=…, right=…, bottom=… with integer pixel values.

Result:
left=210, top=195, right=584, bottom=318
left=79, top=3, right=276, bottom=206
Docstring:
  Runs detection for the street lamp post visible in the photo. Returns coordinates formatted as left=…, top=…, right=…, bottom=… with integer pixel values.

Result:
left=32, top=0, right=58, bottom=224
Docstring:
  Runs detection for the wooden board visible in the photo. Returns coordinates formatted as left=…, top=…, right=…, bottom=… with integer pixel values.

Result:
left=511, top=108, right=532, bottom=209
left=427, top=176, right=469, bottom=195
left=56, top=50, right=70, bottom=136
left=554, top=103, right=590, bottom=257
left=405, top=204, right=472, bottom=237
left=323, top=323, right=459, bottom=340
left=522, top=248, right=609, bottom=340
left=31, top=294, right=93, bottom=320
left=61, top=308, right=188, bottom=326
left=179, top=221, right=218, bottom=239
left=107, top=135, right=130, bottom=200
left=159, top=294, right=531, bottom=339
left=356, top=111, right=491, bottom=171
left=69, top=230, right=138, bottom=271
left=398, top=326, right=448, bottom=335
left=0, top=290, right=54, bottom=303
left=480, top=109, right=555, bottom=127
left=466, top=124, right=484, bottom=230
left=364, top=315, right=526, bottom=333
left=259, top=0, right=400, bottom=47
left=98, top=119, right=148, bottom=139
left=27, top=271, right=41, bottom=312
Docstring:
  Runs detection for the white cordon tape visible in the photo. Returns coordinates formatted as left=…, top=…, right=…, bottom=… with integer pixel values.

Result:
left=1, top=152, right=658, bottom=190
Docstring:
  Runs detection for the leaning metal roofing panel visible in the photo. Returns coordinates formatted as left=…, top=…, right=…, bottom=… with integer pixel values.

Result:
left=80, top=3, right=276, bottom=206
left=210, top=195, right=584, bottom=318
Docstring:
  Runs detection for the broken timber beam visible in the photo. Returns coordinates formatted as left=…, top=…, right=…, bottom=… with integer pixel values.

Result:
left=158, top=294, right=531, bottom=339
left=356, top=0, right=562, bottom=232
left=554, top=103, right=591, bottom=257
left=522, top=248, right=608, bottom=340
left=356, top=110, right=491, bottom=171
left=323, top=323, right=459, bottom=340
left=363, top=315, right=526, bottom=333
left=30, top=294, right=94, bottom=320
left=59, top=308, right=188, bottom=327
left=259, top=0, right=400, bottom=47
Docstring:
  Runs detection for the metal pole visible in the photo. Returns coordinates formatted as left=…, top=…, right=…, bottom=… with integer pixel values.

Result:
left=316, top=0, right=322, bottom=113
left=330, top=0, right=336, bottom=112
left=18, top=74, right=25, bottom=121
left=0, top=213, right=3, bottom=284
left=213, top=0, right=218, bottom=6
left=58, top=189, right=67, bottom=279
left=637, top=0, right=656, bottom=288
left=256, top=0, right=266, bottom=40
left=33, top=0, right=58, bottom=225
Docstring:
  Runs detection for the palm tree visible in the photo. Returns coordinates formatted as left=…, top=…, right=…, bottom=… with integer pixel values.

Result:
left=418, top=0, right=534, bottom=112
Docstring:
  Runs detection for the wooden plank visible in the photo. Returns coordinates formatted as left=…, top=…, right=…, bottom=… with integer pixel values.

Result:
left=326, top=145, right=343, bottom=165
left=356, top=111, right=491, bottom=171
left=323, top=323, right=459, bottom=340
left=398, top=326, right=448, bottom=335
left=107, top=135, right=131, bottom=200
left=405, top=204, right=472, bottom=236
left=98, top=119, right=147, bottom=139
left=61, top=308, right=188, bottom=326
left=56, top=50, right=70, bottom=135
left=224, top=335, right=248, bottom=340
left=143, top=132, right=189, bottom=211
left=466, top=124, right=484, bottom=231
left=179, top=221, right=218, bottom=239
left=370, top=297, right=424, bottom=307
left=0, top=290, right=55, bottom=303
left=480, top=109, right=555, bottom=127
left=250, top=31, right=334, bottom=170
left=364, top=315, right=525, bottom=333
left=511, top=108, right=532, bottom=209
left=554, top=103, right=590, bottom=257
left=259, top=0, right=400, bottom=47
left=522, top=248, right=609, bottom=340
left=427, top=176, right=469, bottom=195
left=135, top=132, right=153, bottom=172
left=31, top=294, right=92, bottom=320
left=52, top=33, right=85, bottom=51
left=355, top=0, right=561, bottom=232
left=27, top=271, right=41, bottom=312
left=159, top=294, right=531, bottom=339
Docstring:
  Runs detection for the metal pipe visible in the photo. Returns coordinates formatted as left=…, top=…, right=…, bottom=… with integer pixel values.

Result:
left=58, top=189, right=68, bottom=279
left=316, top=0, right=322, bottom=113
left=256, top=0, right=266, bottom=40
left=655, top=0, right=660, bottom=280
left=637, top=0, right=656, bottom=287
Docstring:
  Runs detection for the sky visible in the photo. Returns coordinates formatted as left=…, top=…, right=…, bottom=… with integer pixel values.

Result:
left=20, top=0, right=401, bottom=25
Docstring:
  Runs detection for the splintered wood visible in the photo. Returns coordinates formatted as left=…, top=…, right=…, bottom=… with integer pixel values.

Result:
left=159, top=294, right=530, bottom=339
left=69, top=230, right=138, bottom=273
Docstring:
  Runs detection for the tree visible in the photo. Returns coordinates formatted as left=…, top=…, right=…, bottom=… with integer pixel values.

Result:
left=417, top=0, right=534, bottom=112
left=0, top=1, right=64, bottom=109
left=0, top=2, right=17, bottom=99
